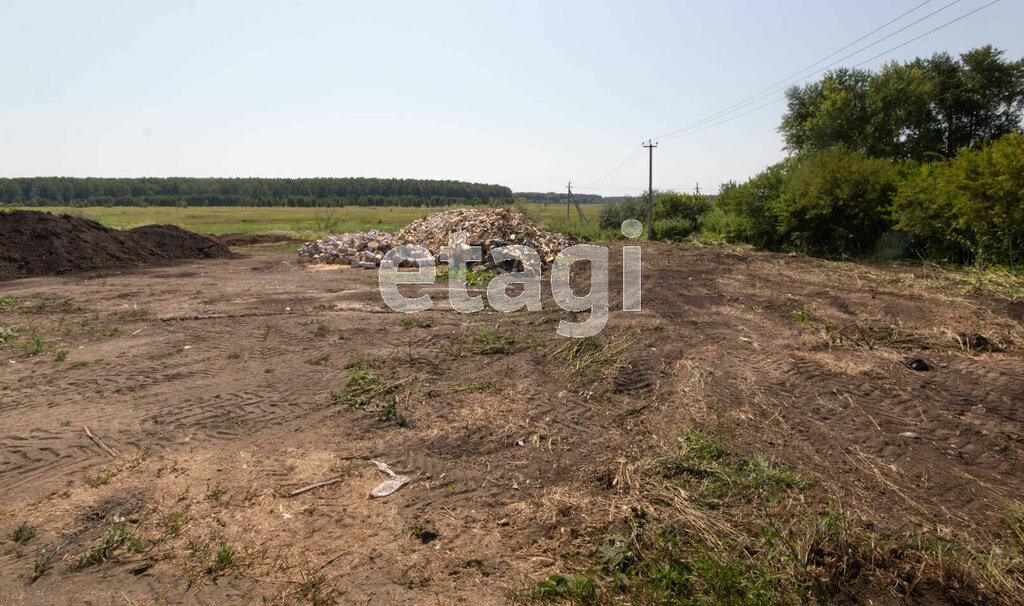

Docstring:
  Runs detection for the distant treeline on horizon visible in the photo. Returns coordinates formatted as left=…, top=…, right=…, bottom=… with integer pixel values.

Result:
left=0, top=177, right=522, bottom=208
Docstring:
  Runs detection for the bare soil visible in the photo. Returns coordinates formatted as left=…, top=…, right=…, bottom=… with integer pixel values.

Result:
left=0, top=242, right=1022, bottom=604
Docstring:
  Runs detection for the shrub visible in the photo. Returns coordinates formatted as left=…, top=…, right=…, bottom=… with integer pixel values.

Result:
left=653, top=193, right=712, bottom=223
left=713, top=161, right=792, bottom=248
left=654, top=218, right=696, bottom=240
left=893, top=133, right=1024, bottom=266
left=598, top=196, right=648, bottom=231
left=775, top=146, right=897, bottom=257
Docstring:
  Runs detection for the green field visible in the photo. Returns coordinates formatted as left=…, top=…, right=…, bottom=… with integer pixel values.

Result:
left=8, top=203, right=604, bottom=240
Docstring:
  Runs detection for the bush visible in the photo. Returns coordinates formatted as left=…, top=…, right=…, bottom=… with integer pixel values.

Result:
left=697, top=207, right=758, bottom=243
left=893, top=133, right=1024, bottom=266
left=713, top=161, right=791, bottom=248
left=775, top=146, right=897, bottom=257
left=654, top=218, right=696, bottom=240
left=598, top=196, right=648, bottom=231
left=654, top=193, right=712, bottom=223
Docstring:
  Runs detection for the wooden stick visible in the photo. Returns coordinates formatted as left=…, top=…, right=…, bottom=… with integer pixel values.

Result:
left=83, top=426, right=119, bottom=458
left=288, top=477, right=341, bottom=497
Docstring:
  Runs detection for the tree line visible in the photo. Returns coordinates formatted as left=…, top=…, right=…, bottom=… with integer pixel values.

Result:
left=602, top=46, right=1024, bottom=267
left=0, top=177, right=513, bottom=208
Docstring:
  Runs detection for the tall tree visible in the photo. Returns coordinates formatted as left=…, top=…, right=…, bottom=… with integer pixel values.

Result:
left=779, top=46, right=1024, bottom=161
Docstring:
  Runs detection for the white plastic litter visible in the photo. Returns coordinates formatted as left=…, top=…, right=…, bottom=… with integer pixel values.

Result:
left=368, top=460, right=410, bottom=499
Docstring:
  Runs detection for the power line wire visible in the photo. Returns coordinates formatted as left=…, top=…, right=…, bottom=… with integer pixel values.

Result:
left=652, top=0, right=944, bottom=141
left=852, top=0, right=1003, bottom=68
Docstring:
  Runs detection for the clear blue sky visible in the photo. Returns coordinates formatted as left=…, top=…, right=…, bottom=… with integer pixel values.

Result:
left=1, top=0, right=1021, bottom=196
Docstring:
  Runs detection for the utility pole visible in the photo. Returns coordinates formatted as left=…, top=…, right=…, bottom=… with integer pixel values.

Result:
left=566, top=181, right=572, bottom=222
left=695, top=182, right=701, bottom=196
left=568, top=182, right=588, bottom=224
left=643, top=139, right=657, bottom=239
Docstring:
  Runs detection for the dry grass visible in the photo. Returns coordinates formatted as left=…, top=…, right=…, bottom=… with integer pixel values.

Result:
left=532, top=428, right=1024, bottom=605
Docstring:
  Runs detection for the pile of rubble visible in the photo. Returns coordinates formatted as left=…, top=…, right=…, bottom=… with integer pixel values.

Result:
left=298, top=209, right=575, bottom=269
left=297, top=229, right=394, bottom=268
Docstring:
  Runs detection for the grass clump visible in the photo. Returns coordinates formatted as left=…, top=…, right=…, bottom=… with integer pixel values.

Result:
left=330, top=370, right=409, bottom=423
left=148, top=346, right=183, bottom=361
left=532, top=429, right=1023, bottom=604
left=436, top=267, right=495, bottom=286
left=456, top=381, right=493, bottom=393
left=0, top=326, right=17, bottom=344
left=20, top=333, right=50, bottom=356
left=548, top=337, right=630, bottom=377
left=31, top=546, right=57, bottom=583
left=206, top=539, right=236, bottom=576
left=307, top=353, right=331, bottom=366
left=74, top=521, right=129, bottom=569
left=296, top=572, right=336, bottom=605
left=0, top=295, right=22, bottom=307
left=10, top=522, right=36, bottom=544
left=460, top=326, right=528, bottom=355
left=660, top=429, right=808, bottom=501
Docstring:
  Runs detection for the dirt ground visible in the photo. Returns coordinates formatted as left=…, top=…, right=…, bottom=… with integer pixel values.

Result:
left=1, top=242, right=1022, bottom=605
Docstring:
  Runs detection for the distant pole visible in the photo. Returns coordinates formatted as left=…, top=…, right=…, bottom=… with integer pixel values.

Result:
left=643, top=139, right=657, bottom=239
left=695, top=182, right=701, bottom=196
left=566, top=181, right=571, bottom=222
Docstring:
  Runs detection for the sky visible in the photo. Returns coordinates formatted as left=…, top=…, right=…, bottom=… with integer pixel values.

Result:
left=1, top=0, right=1022, bottom=196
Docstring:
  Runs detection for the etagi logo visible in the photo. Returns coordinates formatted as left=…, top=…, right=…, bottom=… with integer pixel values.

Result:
left=378, top=220, right=644, bottom=338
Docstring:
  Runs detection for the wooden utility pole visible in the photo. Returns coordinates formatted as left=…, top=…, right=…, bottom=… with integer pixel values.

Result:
left=643, top=140, right=657, bottom=239
left=566, top=181, right=571, bottom=222
left=568, top=182, right=588, bottom=224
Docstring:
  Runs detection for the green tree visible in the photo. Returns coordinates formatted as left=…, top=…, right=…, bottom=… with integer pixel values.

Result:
left=775, top=146, right=897, bottom=257
left=894, top=133, right=1024, bottom=266
left=780, top=46, right=1024, bottom=162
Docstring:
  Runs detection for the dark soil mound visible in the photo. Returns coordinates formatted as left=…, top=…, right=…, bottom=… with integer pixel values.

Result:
left=0, top=210, right=231, bottom=280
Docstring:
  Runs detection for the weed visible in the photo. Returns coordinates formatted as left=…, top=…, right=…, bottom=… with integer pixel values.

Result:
left=660, top=429, right=808, bottom=501
left=115, top=307, right=149, bottom=320
left=227, top=352, right=240, bottom=360
left=163, top=512, right=186, bottom=537
left=70, top=361, right=89, bottom=368
left=534, top=574, right=597, bottom=602
left=296, top=572, right=336, bottom=605
left=399, top=316, right=416, bottom=328
left=456, top=381, right=493, bottom=393
left=206, top=539, right=236, bottom=576
left=148, top=347, right=183, bottom=361
left=101, top=327, right=120, bottom=337
left=307, top=353, right=331, bottom=366
left=461, top=326, right=528, bottom=355
left=330, top=370, right=409, bottom=422
left=0, top=295, right=22, bottom=307
left=205, top=483, right=226, bottom=502
left=11, top=522, right=35, bottom=544
left=31, top=547, right=57, bottom=583
left=314, top=324, right=328, bottom=338
left=1007, top=502, right=1024, bottom=551
left=20, top=333, right=49, bottom=356
left=86, top=469, right=118, bottom=488
left=548, top=337, right=630, bottom=377
left=54, top=349, right=68, bottom=362
left=436, top=267, right=495, bottom=286
left=0, top=326, right=17, bottom=344
left=794, top=305, right=811, bottom=324
left=74, top=521, right=129, bottom=569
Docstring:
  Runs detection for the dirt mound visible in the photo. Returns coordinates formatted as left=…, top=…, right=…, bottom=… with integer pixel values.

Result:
left=0, top=210, right=230, bottom=280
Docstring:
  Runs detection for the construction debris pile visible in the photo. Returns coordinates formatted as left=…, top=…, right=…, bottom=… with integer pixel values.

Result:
left=297, top=229, right=394, bottom=268
left=298, top=208, right=576, bottom=269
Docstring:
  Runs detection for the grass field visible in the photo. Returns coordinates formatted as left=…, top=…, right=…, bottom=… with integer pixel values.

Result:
left=7, top=203, right=604, bottom=240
